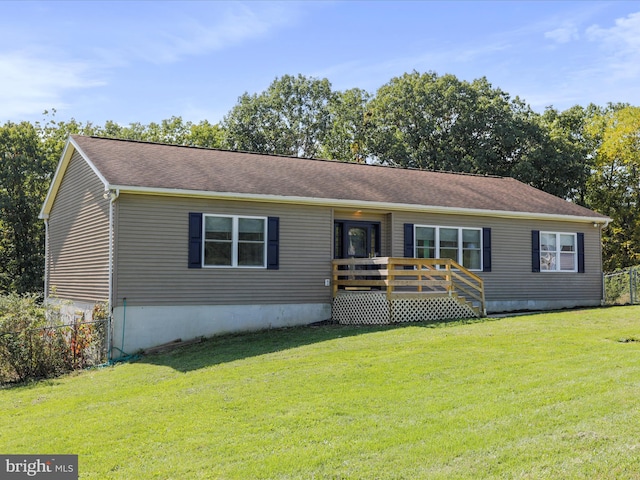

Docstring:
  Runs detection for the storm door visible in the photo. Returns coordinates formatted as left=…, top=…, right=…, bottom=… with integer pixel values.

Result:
left=334, top=221, right=381, bottom=259
left=334, top=220, right=381, bottom=291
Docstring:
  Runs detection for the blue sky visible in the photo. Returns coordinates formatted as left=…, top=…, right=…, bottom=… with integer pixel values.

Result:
left=2, top=1, right=639, bottom=126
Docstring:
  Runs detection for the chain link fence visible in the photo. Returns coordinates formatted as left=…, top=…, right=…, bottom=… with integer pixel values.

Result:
left=0, top=298, right=108, bottom=384
left=604, top=266, right=640, bottom=305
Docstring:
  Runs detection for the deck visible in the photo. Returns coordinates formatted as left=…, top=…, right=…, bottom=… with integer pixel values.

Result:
left=331, top=257, right=485, bottom=325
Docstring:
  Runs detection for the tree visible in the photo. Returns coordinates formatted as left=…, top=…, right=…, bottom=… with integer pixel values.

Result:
left=187, top=120, right=225, bottom=148
left=222, top=74, right=334, bottom=157
left=35, top=111, right=102, bottom=173
left=585, top=105, right=640, bottom=270
left=512, top=105, right=596, bottom=202
left=0, top=122, right=48, bottom=293
left=365, top=71, right=592, bottom=200
left=100, top=116, right=224, bottom=148
left=37, top=111, right=225, bottom=151
left=320, top=88, right=372, bottom=162
left=367, top=72, right=531, bottom=171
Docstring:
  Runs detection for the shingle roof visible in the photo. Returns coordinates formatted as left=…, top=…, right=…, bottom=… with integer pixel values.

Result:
left=68, top=135, right=605, bottom=220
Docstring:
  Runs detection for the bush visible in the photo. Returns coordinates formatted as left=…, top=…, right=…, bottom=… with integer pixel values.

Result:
left=0, top=294, right=107, bottom=384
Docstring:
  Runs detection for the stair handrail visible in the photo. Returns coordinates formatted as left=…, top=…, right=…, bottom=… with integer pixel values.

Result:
left=332, top=257, right=485, bottom=316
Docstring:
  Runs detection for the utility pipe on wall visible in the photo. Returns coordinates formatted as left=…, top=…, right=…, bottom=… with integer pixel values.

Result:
left=106, top=188, right=119, bottom=361
left=43, top=218, right=49, bottom=302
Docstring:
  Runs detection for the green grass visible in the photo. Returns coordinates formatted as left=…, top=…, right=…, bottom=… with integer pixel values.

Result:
left=2, top=307, right=640, bottom=479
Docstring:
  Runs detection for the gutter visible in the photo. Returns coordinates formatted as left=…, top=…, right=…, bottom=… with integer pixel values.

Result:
left=110, top=184, right=612, bottom=226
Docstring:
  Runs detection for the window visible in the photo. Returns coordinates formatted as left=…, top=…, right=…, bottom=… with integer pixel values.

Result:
left=462, top=229, right=482, bottom=270
left=203, top=215, right=267, bottom=267
left=540, top=232, right=577, bottom=272
left=415, top=226, right=482, bottom=270
left=415, top=227, right=435, bottom=260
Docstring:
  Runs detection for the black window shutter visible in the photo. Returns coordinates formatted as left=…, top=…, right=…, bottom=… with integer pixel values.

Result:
left=577, top=232, right=585, bottom=273
left=532, top=230, right=540, bottom=272
left=482, top=228, right=492, bottom=272
left=404, top=223, right=414, bottom=258
left=188, top=212, right=203, bottom=269
left=267, top=217, right=280, bottom=270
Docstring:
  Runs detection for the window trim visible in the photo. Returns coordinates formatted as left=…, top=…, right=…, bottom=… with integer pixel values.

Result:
left=539, top=231, right=578, bottom=273
left=202, top=214, right=268, bottom=269
left=414, top=225, right=483, bottom=271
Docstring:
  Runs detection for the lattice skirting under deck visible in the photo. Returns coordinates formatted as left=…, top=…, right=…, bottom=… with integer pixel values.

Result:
left=332, top=292, right=477, bottom=325
left=332, top=292, right=390, bottom=325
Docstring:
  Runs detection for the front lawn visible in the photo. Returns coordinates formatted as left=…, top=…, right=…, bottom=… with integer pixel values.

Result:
left=1, top=307, right=639, bottom=479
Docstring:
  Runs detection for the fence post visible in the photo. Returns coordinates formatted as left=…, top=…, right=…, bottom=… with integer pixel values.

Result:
left=631, top=267, right=635, bottom=305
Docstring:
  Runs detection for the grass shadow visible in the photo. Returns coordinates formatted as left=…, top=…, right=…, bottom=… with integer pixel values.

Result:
left=137, top=316, right=500, bottom=373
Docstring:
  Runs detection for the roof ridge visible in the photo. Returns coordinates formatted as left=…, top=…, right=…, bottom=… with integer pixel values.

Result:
left=81, top=134, right=304, bottom=160
left=75, top=135, right=506, bottom=180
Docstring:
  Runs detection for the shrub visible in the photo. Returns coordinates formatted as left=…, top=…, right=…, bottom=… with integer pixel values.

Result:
left=0, top=293, right=54, bottom=382
left=0, top=294, right=107, bottom=384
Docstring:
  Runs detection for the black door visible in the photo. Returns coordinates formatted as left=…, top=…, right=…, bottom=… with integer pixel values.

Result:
left=334, top=221, right=381, bottom=259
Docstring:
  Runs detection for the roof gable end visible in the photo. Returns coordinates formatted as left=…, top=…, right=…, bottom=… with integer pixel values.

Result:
left=39, top=136, right=110, bottom=219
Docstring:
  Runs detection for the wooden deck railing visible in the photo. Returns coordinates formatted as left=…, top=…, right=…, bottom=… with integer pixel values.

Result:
left=331, top=257, right=485, bottom=316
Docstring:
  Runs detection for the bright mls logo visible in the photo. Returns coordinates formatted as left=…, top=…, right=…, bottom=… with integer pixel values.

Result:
left=0, top=455, right=77, bottom=479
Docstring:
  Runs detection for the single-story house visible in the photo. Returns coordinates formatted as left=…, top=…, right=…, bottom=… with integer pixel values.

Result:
left=40, top=135, right=610, bottom=355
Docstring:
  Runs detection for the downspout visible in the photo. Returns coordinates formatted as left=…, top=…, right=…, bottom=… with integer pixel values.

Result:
left=43, top=217, right=49, bottom=302
left=121, top=297, right=127, bottom=357
left=106, top=189, right=119, bottom=361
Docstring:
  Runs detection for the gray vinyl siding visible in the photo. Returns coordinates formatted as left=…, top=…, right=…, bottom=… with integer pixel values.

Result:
left=112, top=192, right=603, bottom=310
left=391, top=212, right=603, bottom=309
left=47, top=152, right=110, bottom=303
left=114, top=194, right=333, bottom=307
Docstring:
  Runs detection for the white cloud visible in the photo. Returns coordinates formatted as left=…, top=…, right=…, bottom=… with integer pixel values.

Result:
left=587, top=11, right=640, bottom=50
left=121, top=3, right=300, bottom=65
left=544, top=25, right=579, bottom=43
left=586, top=11, right=640, bottom=80
left=312, top=40, right=512, bottom=95
left=0, top=51, right=104, bottom=120
left=0, top=2, right=302, bottom=122
left=522, top=10, right=640, bottom=110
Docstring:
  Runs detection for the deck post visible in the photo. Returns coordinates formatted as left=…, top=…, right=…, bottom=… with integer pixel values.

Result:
left=387, top=257, right=394, bottom=300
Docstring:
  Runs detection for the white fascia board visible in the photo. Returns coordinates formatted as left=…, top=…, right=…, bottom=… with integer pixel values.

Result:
left=39, top=136, right=111, bottom=219
left=112, top=185, right=612, bottom=226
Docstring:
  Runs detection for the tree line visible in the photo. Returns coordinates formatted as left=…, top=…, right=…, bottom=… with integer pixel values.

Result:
left=1, top=71, right=639, bottom=293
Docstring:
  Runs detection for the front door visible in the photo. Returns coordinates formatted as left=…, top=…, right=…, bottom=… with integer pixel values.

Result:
left=334, top=221, right=381, bottom=259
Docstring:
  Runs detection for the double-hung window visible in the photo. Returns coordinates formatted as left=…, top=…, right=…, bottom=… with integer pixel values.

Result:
left=203, top=215, right=267, bottom=267
left=415, top=226, right=482, bottom=270
left=540, top=232, right=577, bottom=272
